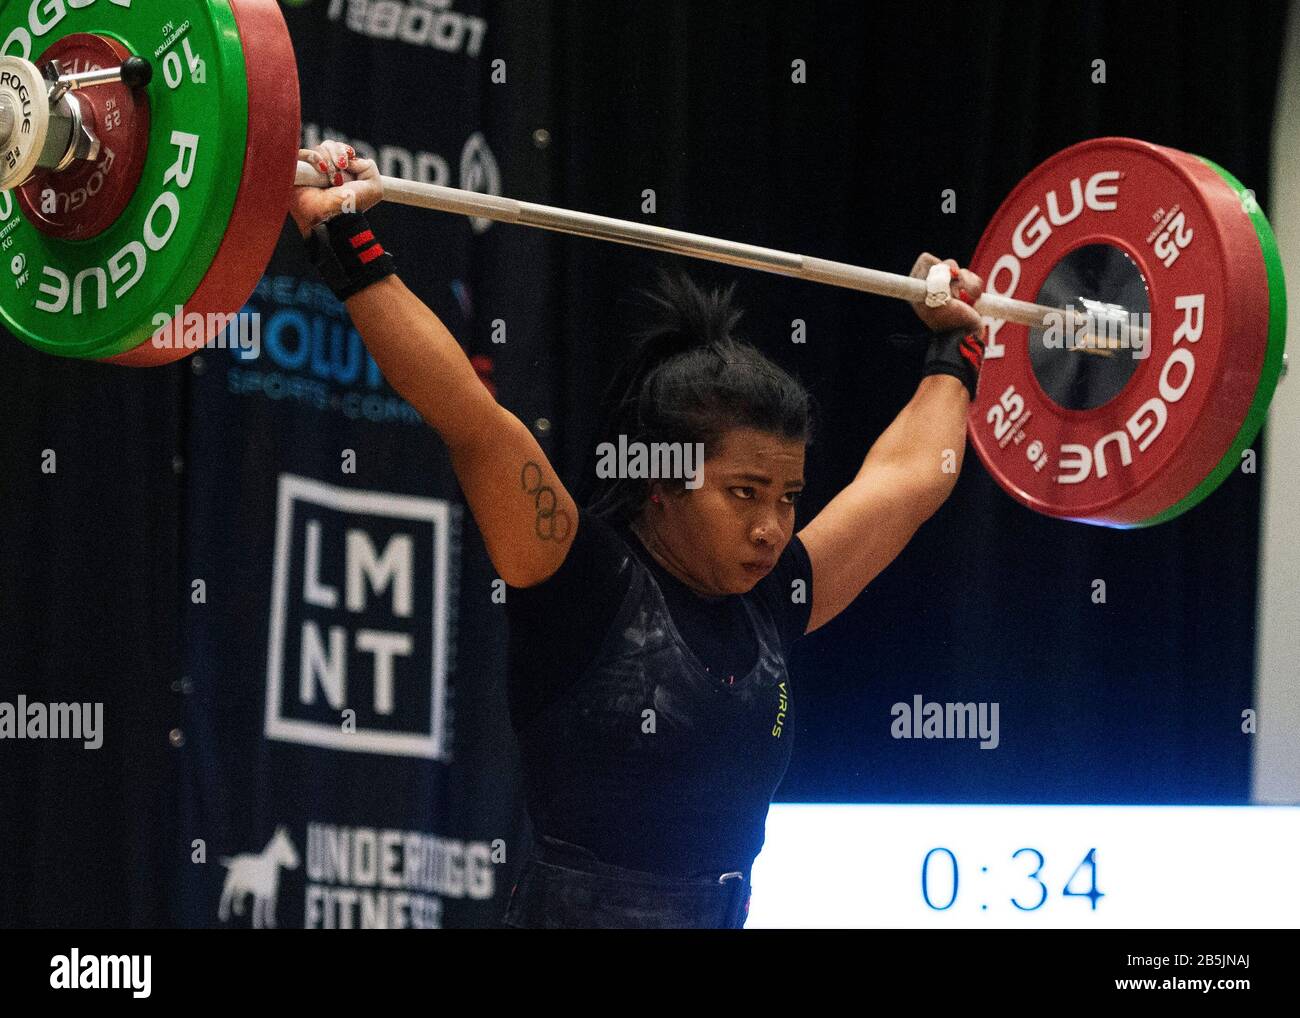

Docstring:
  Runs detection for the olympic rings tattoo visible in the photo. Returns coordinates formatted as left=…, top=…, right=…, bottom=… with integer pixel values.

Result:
left=520, top=461, right=573, bottom=542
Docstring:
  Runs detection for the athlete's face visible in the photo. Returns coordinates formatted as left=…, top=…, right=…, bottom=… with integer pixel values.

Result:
left=645, top=427, right=806, bottom=597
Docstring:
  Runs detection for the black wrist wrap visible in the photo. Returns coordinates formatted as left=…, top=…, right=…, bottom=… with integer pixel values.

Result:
left=921, top=325, right=986, bottom=400
left=305, top=212, right=395, bottom=300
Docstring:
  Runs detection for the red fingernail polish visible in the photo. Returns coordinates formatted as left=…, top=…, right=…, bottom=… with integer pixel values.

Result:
left=318, top=162, right=328, bottom=172
left=338, top=158, right=347, bottom=168
left=334, top=173, right=344, bottom=186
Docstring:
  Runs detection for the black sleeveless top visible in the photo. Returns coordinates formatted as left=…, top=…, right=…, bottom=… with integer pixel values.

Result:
left=505, top=509, right=813, bottom=879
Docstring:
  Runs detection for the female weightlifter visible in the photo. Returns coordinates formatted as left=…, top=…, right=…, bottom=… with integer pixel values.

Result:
left=289, top=139, right=987, bottom=929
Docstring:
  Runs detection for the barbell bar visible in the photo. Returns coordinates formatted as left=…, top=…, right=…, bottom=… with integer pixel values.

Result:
left=294, top=161, right=1138, bottom=346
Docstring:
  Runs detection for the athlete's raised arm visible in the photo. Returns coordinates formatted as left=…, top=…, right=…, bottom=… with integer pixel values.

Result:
left=289, top=140, right=576, bottom=589
left=798, top=254, right=987, bottom=633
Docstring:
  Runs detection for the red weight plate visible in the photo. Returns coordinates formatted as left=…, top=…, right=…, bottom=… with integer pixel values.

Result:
left=105, top=0, right=299, bottom=367
left=17, top=34, right=150, bottom=241
left=967, top=137, right=1271, bottom=527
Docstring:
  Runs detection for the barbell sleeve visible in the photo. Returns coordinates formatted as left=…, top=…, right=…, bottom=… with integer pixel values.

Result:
left=293, top=160, right=1146, bottom=346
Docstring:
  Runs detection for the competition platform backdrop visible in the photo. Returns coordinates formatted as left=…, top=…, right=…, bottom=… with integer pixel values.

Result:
left=0, top=0, right=1291, bottom=928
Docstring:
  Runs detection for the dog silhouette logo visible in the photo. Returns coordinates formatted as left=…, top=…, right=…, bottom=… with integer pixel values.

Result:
left=218, top=826, right=301, bottom=929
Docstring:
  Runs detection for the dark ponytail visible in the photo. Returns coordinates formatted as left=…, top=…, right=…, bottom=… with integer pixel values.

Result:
left=581, top=269, right=814, bottom=524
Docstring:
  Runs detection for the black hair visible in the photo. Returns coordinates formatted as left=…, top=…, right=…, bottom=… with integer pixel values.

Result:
left=582, top=268, right=814, bottom=524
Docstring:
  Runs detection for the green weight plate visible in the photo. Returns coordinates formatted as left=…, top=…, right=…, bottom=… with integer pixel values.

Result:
left=106, top=0, right=300, bottom=366
left=0, top=0, right=248, bottom=359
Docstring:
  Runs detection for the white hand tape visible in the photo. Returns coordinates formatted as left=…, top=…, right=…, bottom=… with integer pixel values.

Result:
left=924, top=262, right=952, bottom=308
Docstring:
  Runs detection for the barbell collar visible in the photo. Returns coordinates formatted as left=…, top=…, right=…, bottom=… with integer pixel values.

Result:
left=47, top=55, right=152, bottom=106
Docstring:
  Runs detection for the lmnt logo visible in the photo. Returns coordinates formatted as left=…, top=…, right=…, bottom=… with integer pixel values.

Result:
left=266, top=474, right=459, bottom=759
left=50, top=950, right=151, bottom=998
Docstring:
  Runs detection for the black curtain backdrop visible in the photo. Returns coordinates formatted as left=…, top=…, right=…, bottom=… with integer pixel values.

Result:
left=0, top=0, right=1288, bottom=928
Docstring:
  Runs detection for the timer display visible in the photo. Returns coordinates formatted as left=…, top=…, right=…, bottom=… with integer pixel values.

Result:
left=746, top=804, right=1300, bottom=927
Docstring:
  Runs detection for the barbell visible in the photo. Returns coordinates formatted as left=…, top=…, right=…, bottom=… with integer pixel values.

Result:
left=0, top=0, right=1287, bottom=528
